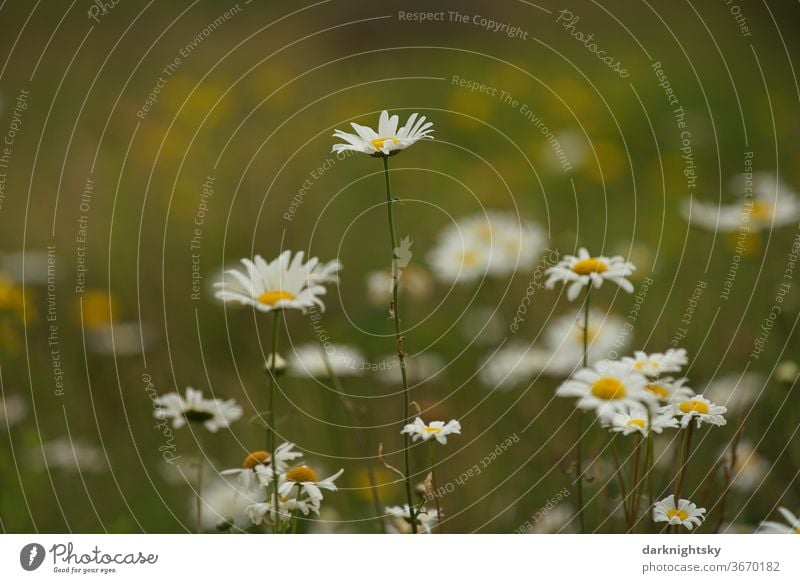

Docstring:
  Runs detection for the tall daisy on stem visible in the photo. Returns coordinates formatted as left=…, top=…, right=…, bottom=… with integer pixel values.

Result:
left=333, top=110, right=434, bottom=533
left=154, top=386, right=242, bottom=532
left=402, top=417, right=461, bottom=532
left=546, top=248, right=636, bottom=532
left=214, top=250, right=340, bottom=532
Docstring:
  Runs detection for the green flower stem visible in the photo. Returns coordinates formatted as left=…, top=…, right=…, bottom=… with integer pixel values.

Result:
left=627, top=433, right=644, bottom=531
left=381, top=155, right=417, bottom=534
left=319, top=343, right=385, bottom=533
left=195, top=434, right=203, bottom=534
left=609, top=436, right=631, bottom=527
left=575, top=287, right=591, bottom=533
left=428, top=440, right=443, bottom=533
left=266, top=309, right=282, bottom=534
left=674, top=423, right=695, bottom=506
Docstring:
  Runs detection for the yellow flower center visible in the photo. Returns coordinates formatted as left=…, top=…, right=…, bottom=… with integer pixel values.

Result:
left=243, top=450, right=271, bottom=469
left=591, top=377, right=627, bottom=400
left=572, top=258, right=608, bottom=276
left=285, top=465, right=318, bottom=483
left=646, top=384, right=670, bottom=398
left=371, top=137, right=399, bottom=149
left=667, top=509, right=688, bottom=521
left=424, top=426, right=441, bottom=434
left=679, top=400, right=709, bottom=415
left=750, top=200, right=774, bottom=220
left=794, top=528, right=800, bottom=534
left=462, top=249, right=480, bottom=267
left=257, top=290, right=295, bottom=306
left=627, top=419, right=646, bottom=428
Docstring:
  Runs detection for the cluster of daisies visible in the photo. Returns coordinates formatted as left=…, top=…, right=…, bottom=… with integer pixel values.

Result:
left=543, top=247, right=731, bottom=531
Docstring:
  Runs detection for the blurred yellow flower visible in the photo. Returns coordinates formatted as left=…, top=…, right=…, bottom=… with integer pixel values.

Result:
left=0, top=274, right=35, bottom=323
left=78, top=289, right=119, bottom=329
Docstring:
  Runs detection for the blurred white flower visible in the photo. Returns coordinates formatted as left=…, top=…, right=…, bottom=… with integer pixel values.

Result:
left=721, top=440, right=769, bottom=492
left=603, top=403, right=679, bottom=436
left=366, top=266, right=432, bottom=306
left=527, top=504, right=576, bottom=534
left=198, top=476, right=263, bottom=532
left=653, top=495, right=705, bottom=530
left=0, top=393, right=27, bottom=428
left=683, top=172, right=800, bottom=232
left=622, top=348, right=688, bottom=378
left=154, top=387, right=242, bottom=433
left=545, top=248, right=635, bottom=301
left=402, top=417, right=461, bottom=445
left=288, top=342, right=364, bottom=378
left=757, top=507, right=800, bottom=534
left=385, top=505, right=439, bottom=534
left=35, top=438, right=106, bottom=473
left=87, top=322, right=153, bottom=355
left=661, top=395, right=727, bottom=429
left=643, top=376, right=694, bottom=404
left=428, top=212, right=545, bottom=283
left=478, top=343, right=550, bottom=390
left=375, top=352, right=445, bottom=385
left=555, top=359, right=651, bottom=417
left=543, top=309, right=626, bottom=375
left=332, top=111, right=433, bottom=157
left=214, top=251, right=339, bottom=313
left=703, top=372, right=764, bottom=413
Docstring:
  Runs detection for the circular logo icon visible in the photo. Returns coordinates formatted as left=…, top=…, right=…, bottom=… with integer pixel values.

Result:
left=19, top=543, right=46, bottom=571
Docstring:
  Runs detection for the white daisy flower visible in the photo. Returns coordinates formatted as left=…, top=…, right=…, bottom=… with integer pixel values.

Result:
left=555, top=359, right=651, bottom=416
left=661, top=395, right=727, bottom=429
left=401, top=417, right=461, bottom=445
left=245, top=496, right=321, bottom=527
left=543, top=309, right=626, bottom=375
left=278, top=465, right=344, bottom=502
left=623, top=348, right=688, bottom=378
left=642, top=376, right=694, bottom=403
left=34, top=438, right=107, bottom=474
left=478, top=343, right=550, bottom=390
left=332, top=110, right=433, bottom=157
left=214, top=251, right=335, bottom=314
left=221, top=442, right=304, bottom=489
left=154, top=386, right=242, bottom=433
left=385, top=505, right=439, bottom=534
left=757, top=507, right=800, bottom=534
left=604, top=403, right=679, bottom=436
left=653, top=495, right=706, bottom=530
left=287, top=342, right=364, bottom=378
left=545, top=248, right=635, bottom=301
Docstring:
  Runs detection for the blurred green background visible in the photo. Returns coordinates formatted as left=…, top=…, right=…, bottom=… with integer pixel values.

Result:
left=0, top=0, right=798, bottom=533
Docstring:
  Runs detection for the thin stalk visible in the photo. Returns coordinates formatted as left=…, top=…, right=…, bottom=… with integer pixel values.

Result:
left=195, top=435, right=203, bottom=534
left=318, top=343, right=385, bottom=533
left=713, top=422, right=744, bottom=532
left=627, top=434, right=643, bottom=531
left=428, top=441, right=443, bottom=533
left=609, top=436, right=631, bottom=527
left=266, top=309, right=282, bottom=534
left=674, top=423, right=695, bottom=505
left=382, top=155, right=417, bottom=533
left=574, top=288, right=591, bottom=533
